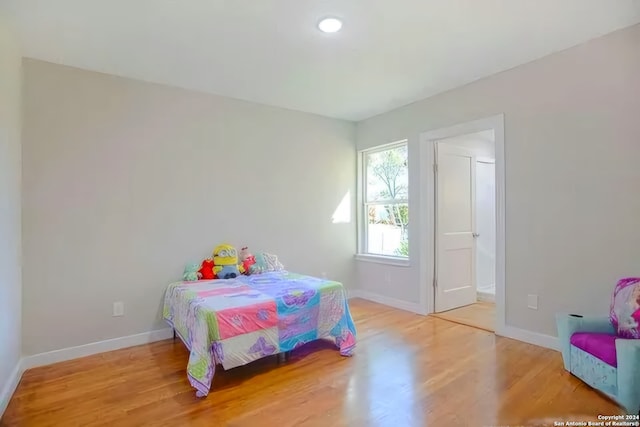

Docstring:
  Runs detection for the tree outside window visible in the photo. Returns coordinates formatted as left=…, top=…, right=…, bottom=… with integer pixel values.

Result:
left=363, top=142, right=408, bottom=257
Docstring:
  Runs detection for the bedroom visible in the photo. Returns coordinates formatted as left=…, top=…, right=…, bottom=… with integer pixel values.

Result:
left=1, top=1, right=640, bottom=425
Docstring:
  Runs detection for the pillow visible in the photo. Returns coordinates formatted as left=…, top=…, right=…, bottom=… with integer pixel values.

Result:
left=610, top=277, right=640, bottom=339
left=249, top=252, right=285, bottom=274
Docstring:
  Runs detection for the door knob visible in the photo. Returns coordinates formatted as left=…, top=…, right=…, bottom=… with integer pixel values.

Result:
left=472, top=233, right=480, bottom=238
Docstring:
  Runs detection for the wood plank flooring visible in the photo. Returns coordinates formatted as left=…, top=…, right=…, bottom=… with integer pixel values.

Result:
left=431, top=301, right=496, bottom=332
left=1, top=299, right=622, bottom=427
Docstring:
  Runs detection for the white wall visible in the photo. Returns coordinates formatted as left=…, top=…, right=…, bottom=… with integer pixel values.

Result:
left=22, top=59, right=356, bottom=355
left=356, top=24, right=640, bottom=337
left=0, top=15, right=22, bottom=412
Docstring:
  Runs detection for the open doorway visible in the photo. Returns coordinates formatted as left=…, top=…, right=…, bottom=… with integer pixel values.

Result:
left=419, top=115, right=505, bottom=334
left=431, top=130, right=496, bottom=331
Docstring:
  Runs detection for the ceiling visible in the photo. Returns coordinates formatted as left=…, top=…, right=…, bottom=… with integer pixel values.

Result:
left=3, top=0, right=640, bottom=121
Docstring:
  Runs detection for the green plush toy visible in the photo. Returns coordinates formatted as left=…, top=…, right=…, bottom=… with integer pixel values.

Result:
left=182, top=263, right=202, bottom=281
left=249, top=252, right=284, bottom=275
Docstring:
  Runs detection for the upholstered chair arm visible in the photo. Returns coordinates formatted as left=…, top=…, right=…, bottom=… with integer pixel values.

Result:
left=615, top=339, right=640, bottom=414
left=556, top=313, right=615, bottom=371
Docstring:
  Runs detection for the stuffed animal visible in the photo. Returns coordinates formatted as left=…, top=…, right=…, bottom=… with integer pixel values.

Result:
left=610, top=277, right=640, bottom=338
left=199, top=258, right=216, bottom=280
left=239, top=246, right=256, bottom=275
left=249, top=252, right=284, bottom=275
left=182, top=263, right=202, bottom=282
left=213, top=243, right=245, bottom=279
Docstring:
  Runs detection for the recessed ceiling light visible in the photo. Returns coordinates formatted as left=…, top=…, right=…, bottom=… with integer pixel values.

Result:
left=318, top=17, right=342, bottom=33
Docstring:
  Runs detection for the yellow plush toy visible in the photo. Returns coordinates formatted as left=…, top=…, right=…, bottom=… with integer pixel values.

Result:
left=212, top=244, right=245, bottom=279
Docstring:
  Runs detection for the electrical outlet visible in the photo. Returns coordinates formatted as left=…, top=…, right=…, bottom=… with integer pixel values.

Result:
left=321, top=272, right=328, bottom=279
left=113, top=301, right=124, bottom=317
left=527, top=294, right=538, bottom=310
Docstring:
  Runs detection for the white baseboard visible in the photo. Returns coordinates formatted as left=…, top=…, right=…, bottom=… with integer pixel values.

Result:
left=477, top=291, right=495, bottom=303
left=1, top=329, right=173, bottom=417
left=349, top=290, right=559, bottom=352
left=22, top=328, right=173, bottom=371
left=349, top=289, right=424, bottom=314
left=1, top=314, right=558, bottom=419
left=497, top=325, right=560, bottom=352
left=0, top=359, right=24, bottom=418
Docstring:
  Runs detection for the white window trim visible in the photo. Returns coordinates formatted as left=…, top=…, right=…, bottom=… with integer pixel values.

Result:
left=354, top=253, right=411, bottom=267
left=356, top=139, right=409, bottom=265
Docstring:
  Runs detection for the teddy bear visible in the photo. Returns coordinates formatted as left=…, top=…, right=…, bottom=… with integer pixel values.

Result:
left=239, top=246, right=256, bottom=275
left=182, top=263, right=202, bottom=282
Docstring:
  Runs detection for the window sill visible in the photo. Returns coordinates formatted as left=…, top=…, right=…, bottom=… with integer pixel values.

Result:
left=354, top=254, right=410, bottom=267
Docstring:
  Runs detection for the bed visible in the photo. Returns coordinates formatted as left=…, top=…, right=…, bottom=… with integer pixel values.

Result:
left=162, top=270, right=357, bottom=397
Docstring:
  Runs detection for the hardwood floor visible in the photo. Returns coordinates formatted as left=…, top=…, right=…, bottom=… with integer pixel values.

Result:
left=431, top=301, right=496, bottom=332
left=2, top=298, right=622, bottom=427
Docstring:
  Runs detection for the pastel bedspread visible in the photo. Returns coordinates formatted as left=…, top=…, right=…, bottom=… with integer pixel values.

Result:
left=162, top=271, right=357, bottom=397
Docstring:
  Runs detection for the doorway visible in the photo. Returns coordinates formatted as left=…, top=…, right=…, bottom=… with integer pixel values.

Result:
left=419, top=115, right=505, bottom=334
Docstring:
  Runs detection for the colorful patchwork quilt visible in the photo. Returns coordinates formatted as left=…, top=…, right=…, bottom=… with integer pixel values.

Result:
left=162, top=271, right=357, bottom=397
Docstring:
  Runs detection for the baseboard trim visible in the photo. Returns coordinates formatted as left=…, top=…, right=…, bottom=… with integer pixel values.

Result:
left=0, top=359, right=23, bottom=418
left=477, top=291, right=495, bottom=303
left=349, top=290, right=559, bottom=352
left=349, top=289, right=425, bottom=314
left=22, top=328, right=174, bottom=371
left=1, top=313, right=559, bottom=418
left=497, top=325, right=560, bottom=352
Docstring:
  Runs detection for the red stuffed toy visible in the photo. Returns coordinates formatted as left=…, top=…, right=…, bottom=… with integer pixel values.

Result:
left=199, top=258, right=216, bottom=280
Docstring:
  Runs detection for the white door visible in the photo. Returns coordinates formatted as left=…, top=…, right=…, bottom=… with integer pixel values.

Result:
left=435, top=143, right=477, bottom=312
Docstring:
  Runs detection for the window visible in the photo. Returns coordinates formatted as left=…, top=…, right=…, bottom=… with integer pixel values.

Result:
left=360, top=141, right=408, bottom=258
